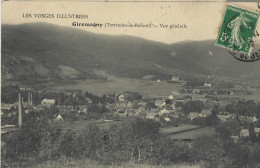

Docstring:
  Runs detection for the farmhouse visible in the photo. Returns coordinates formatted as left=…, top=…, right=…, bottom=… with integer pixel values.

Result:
left=41, top=98, right=56, bottom=107
left=55, top=114, right=64, bottom=122
left=204, top=82, right=212, bottom=87
left=240, top=129, right=249, bottom=138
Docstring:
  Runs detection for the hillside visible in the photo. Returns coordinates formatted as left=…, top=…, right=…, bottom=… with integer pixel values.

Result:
left=2, top=23, right=260, bottom=85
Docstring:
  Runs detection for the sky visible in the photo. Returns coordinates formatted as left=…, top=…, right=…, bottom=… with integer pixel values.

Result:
left=2, top=1, right=260, bottom=43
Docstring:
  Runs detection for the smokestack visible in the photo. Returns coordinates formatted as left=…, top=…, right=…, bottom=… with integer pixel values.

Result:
left=18, top=93, right=23, bottom=127
left=30, top=92, right=32, bottom=106
left=28, top=92, right=31, bottom=107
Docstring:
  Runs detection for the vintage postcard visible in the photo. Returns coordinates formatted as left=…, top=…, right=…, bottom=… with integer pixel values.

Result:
left=1, top=1, right=260, bottom=168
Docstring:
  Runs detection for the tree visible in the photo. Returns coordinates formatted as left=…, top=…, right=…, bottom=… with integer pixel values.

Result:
left=3, top=112, right=59, bottom=161
left=192, top=135, right=225, bottom=167
left=182, top=100, right=204, bottom=115
left=215, top=120, right=241, bottom=137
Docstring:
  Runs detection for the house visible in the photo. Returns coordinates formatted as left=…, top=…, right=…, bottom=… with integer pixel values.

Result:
left=168, top=95, right=174, bottom=100
left=226, top=113, right=236, bottom=120
left=55, top=114, right=64, bottom=122
left=228, top=91, right=234, bottom=95
left=85, top=97, right=92, bottom=104
left=204, top=82, right=212, bottom=87
left=138, top=101, right=147, bottom=107
left=251, top=116, right=258, bottom=123
left=1, top=124, right=17, bottom=137
left=239, top=116, right=258, bottom=123
left=56, top=105, right=74, bottom=111
left=114, top=107, right=127, bottom=117
left=240, top=128, right=260, bottom=138
left=154, top=100, right=165, bottom=108
left=198, top=109, right=211, bottom=118
left=146, top=112, right=159, bottom=120
left=159, top=105, right=175, bottom=116
left=172, top=76, right=179, bottom=82
left=219, top=111, right=228, bottom=115
left=159, top=108, right=170, bottom=116
left=137, top=111, right=147, bottom=118
left=164, top=117, right=171, bottom=122
left=192, top=89, right=200, bottom=94
left=136, top=107, right=147, bottom=113
left=116, top=94, right=125, bottom=102
left=115, top=101, right=127, bottom=107
left=255, top=128, right=260, bottom=136
left=240, top=129, right=249, bottom=138
left=126, top=101, right=133, bottom=108
left=41, top=99, right=56, bottom=107
left=189, top=112, right=199, bottom=120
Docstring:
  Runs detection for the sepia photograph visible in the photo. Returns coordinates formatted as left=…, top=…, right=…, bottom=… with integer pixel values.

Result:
left=1, top=1, right=260, bottom=168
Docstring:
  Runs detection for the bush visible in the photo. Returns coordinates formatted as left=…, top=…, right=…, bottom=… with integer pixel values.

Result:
left=2, top=112, right=60, bottom=162
left=192, top=135, right=225, bottom=167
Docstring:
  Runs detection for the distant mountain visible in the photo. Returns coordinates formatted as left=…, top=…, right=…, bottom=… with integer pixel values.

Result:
left=2, top=23, right=260, bottom=84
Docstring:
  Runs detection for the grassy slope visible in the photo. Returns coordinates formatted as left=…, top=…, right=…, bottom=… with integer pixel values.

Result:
left=2, top=23, right=260, bottom=85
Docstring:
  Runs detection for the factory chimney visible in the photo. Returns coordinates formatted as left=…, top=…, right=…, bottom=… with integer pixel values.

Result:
left=28, top=92, right=31, bottom=107
left=30, top=92, right=33, bottom=106
left=18, top=92, right=23, bottom=127
left=27, top=92, right=33, bottom=107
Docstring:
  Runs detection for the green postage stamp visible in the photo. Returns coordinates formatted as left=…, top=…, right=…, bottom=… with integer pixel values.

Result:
left=216, top=4, right=260, bottom=54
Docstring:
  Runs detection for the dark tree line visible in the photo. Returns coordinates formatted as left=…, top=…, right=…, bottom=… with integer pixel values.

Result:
left=3, top=113, right=260, bottom=168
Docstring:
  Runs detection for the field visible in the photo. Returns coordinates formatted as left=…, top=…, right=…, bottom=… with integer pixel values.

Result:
left=58, top=120, right=215, bottom=141
left=6, top=71, right=183, bottom=97
left=47, top=77, right=182, bottom=97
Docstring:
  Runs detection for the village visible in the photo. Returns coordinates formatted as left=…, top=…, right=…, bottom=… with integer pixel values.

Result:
left=2, top=76, right=260, bottom=144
